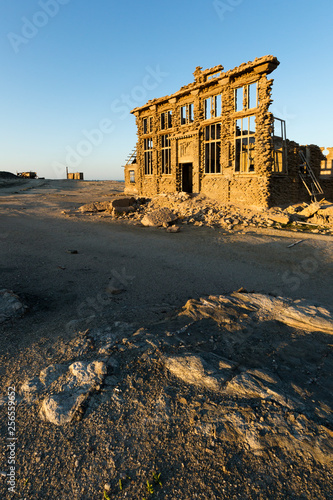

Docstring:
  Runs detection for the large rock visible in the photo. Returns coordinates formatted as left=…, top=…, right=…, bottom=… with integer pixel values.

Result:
left=164, top=353, right=236, bottom=390
left=112, top=205, right=135, bottom=215
left=182, top=292, right=333, bottom=335
left=0, top=289, right=27, bottom=323
left=141, top=208, right=177, bottom=227
left=317, top=204, right=333, bottom=225
left=111, top=197, right=136, bottom=208
left=40, top=391, right=89, bottom=426
left=21, top=361, right=107, bottom=425
left=233, top=292, right=333, bottom=334
left=266, top=213, right=290, bottom=225
left=297, top=202, right=321, bottom=219
left=78, top=201, right=112, bottom=213
left=225, top=369, right=293, bottom=407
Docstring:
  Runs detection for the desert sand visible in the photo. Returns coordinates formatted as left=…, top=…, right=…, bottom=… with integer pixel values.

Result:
left=0, top=177, right=332, bottom=499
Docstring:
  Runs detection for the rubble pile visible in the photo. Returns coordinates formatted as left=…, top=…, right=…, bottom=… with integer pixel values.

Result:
left=76, top=193, right=333, bottom=234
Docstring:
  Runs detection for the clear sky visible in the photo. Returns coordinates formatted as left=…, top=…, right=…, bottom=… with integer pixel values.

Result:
left=0, top=0, right=332, bottom=180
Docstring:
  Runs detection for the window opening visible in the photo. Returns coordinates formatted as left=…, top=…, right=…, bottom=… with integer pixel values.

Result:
left=235, top=87, right=244, bottom=112
left=161, top=110, right=172, bottom=130
left=272, top=117, right=287, bottom=173
left=248, top=83, right=258, bottom=110
left=129, top=170, right=135, bottom=183
left=204, top=94, right=222, bottom=120
left=144, top=138, right=153, bottom=175
left=235, top=116, right=256, bottom=173
left=180, top=103, right=194, bottom=125
left=161, top=134, right=171, bottom=174
left=235, top=83, right=258, bottom=112
left=143, top=116, right=152, bottom=134
left=204, top=123, right=221, bottom=174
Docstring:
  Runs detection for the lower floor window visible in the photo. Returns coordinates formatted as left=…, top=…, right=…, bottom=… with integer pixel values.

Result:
left=204, top=123, right=221, bottom=173
left=161, top=134, right=171, bottom=174
left=235, top=116, right=255, bottom=173
left=272, top=117, right=287, bottom=173
left=144, top=138, right=153, bottom=175
left=129, top=170, right=135, bottom=183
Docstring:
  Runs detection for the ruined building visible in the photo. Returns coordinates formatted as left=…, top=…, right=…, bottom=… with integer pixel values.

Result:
left=124, top=55, right=333, bottom=206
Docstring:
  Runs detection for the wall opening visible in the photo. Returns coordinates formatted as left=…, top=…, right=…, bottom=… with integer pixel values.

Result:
left=161, top=134, right=171, bottom=174
left=181, top=163, right=193, bottom=193
left=144, top=138, right=153, bottom=175
left=235, top=116, right=256, bottom=173
left=272, top=117, right=287, bottom=173
left=205, top=123, right=221, bottom=173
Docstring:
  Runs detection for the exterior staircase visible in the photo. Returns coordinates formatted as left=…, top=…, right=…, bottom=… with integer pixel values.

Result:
left=298, top=151, right=324, bottom=202
left=125, top=147, right=137, bottom=165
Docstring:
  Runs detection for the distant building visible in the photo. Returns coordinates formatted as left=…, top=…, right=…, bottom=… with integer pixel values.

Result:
left=17, top=171, right=37, bottom=179
left=124, top=55, right=333, bottom=206
left=67, top=172, right=84, bottom=180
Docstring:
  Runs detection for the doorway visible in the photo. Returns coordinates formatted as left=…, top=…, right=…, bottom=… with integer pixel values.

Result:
left=181, top=163, right=193, bottom=193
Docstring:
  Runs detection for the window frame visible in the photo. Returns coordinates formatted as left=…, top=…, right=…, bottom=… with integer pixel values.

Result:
left=143, top=116, right=153, bottom=134
left=161, top=134, right=171, bottom=175
left=204, top=94, right=222, bottom=120
left=234, top=116, right=256, bottom=174
left=160, top=110, right=172, bottom=130
left=234, top=83, right=258, bottom=113
left=180, top=103, right=194, bottom=125
left=144, top=137, right=153, bottom=175
left=272, top=117, right=288, bottom=174
left=204, top=123, right=222, bottom=174
left=129, top=170, right=135, bottom=183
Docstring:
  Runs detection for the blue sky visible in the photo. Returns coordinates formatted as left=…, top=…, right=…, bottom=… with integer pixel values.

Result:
left=0, top=0, right=332, bottom=180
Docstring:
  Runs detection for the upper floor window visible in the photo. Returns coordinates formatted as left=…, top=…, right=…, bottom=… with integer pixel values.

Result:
left=204, top=94, right=222, bottom=120
left=143, top=116, right=153, bottom=134
left=180, top=103, right=194, bottom=125
left=160, top=110, right=172, bottom=130
left=235, top=83, right=258, bottom=112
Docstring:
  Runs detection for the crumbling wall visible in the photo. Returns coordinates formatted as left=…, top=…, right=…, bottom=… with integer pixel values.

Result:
left=256, top=77, right=274, bottom=176
left=230, top=176, right=270, bottom=207
left=159, top=176, right=177, bottom=194
left=321, top=178, right=333, bottom=201
left=124, top=164, right=138, bottom=195
left=200, top=176, right=230, bottom=204
left=200, top=175, right=271, bottom=207
left=268, top=143, right=332, bottom=206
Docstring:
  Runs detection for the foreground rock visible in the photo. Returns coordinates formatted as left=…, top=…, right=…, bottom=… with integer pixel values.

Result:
left=21, top=360, right=107, bottom=425
left=0, top=289, right=27, bottom=323
left=141, top=207, right=177, bottom=227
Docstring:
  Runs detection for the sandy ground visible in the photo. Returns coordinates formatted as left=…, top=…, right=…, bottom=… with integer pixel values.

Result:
left=0, top=178, right=332, bottom=499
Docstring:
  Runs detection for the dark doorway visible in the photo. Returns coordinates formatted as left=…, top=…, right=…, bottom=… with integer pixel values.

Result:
left=181, top=163, right=193, bottom=193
